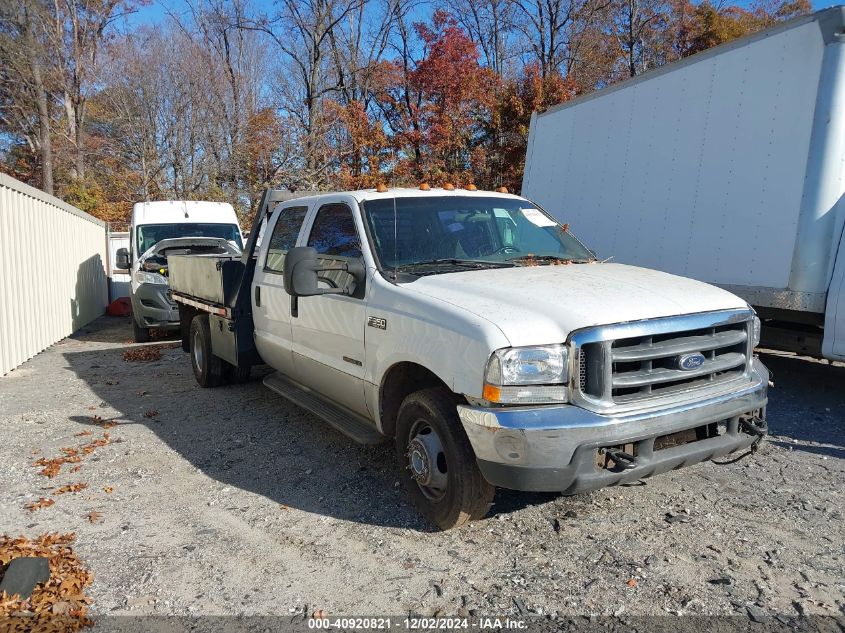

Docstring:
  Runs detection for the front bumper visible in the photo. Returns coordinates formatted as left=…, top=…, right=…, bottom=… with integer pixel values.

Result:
left=130, top=282, right=180, bottom=330
left=458, top=358, right=769, bottom=493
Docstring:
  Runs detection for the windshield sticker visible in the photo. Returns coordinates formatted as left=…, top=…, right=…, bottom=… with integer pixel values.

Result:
left=521, top=208, right=556, bottom=227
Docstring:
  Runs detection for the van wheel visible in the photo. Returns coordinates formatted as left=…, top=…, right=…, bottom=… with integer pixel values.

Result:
left=133, top=318, right=151, bottom=343
left=189, top=315, right=224, bottom=388
left=396, top=388, right=494, bottom=530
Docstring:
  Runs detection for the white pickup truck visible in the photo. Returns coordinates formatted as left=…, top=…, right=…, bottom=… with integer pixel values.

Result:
left=167, top=187, right=769, bottom=529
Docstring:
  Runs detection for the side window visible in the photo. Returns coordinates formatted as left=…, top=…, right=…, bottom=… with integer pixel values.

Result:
left=265, top=205, right=308, bottom=273
left=307, top=204, right=362, bottom=258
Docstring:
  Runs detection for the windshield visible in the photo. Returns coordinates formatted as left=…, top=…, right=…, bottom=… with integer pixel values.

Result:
left=136, top=223, right=242, bottom=254
left=362, top=196, right=593, bottom=274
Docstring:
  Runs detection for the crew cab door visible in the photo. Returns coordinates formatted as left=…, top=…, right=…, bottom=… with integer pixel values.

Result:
left=290, top=202, right=369, bottom=417
left=253, top=204, right=310, bottom=375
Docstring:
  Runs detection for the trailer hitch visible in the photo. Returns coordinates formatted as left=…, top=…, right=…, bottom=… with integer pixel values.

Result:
left=601, top=447, right=638, bottom=470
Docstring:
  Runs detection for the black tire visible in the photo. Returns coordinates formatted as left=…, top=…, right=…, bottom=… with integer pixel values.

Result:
left=224, top=364, right=252, bottom=384
left=132, top=318, right=151, bottom=343
left=396, top=388, right=494, bottom=529
left=189, top=315, right=224, bottom=388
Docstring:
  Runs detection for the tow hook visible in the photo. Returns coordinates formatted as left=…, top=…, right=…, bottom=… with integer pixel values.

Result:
left=740, top=415, right=768, bottom=454
left=601, top=447, right=638, bottom=470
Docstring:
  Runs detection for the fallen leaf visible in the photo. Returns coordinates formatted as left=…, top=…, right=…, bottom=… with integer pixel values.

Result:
left=122, top=345, right=175, bottom=362
left=0, top=532, right=93, bottom=628
left=312, top=609, right=328, bottom=619
left=25, top=497, right=55, bottom=511
left=86, top=512, right=102, bottom=524
left=56, top=483, right=88, bottom=495
left=143, top=410, right=159, bottom=418
left=627, top=578, right=638, bottom=588
left=137, top=390, right=148, bottom=396
left=70, top=465, right=82, bottom=473
left=103, top=487, right=114, bottom=494
left=74, top=431, right=92, bottom=437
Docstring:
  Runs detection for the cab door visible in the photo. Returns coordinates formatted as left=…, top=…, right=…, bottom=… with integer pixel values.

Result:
left=253, top=204, right=310, bottom=376
left=290, top=202, right=369, bottom=416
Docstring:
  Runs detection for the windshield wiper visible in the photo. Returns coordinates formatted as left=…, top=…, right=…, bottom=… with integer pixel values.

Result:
left=398, top=258, right=516, bottom=275
left=507, top=255, right=595, bottom=265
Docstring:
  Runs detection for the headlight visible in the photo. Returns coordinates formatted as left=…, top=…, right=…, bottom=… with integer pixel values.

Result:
left=483, top=345, right=569, bottom=404
left=134, top=271, right=167, bottom=285
left=752, top=316, right=761, bottom=348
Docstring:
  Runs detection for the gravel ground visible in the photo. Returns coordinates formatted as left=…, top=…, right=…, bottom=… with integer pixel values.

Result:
left=1, top=316, right=843, bottom=630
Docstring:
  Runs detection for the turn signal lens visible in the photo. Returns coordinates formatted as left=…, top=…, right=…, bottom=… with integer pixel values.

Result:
left=496, top=186, right=508, bottom=193
left=482, top=384, right=501, bottom=402
left=465, top=184, right=478, bottom=191
left=419, top=183, right=430, bottom=191
left=443, top=183, right=455, bottom=190
left=376, top=183, right=388, bottom=192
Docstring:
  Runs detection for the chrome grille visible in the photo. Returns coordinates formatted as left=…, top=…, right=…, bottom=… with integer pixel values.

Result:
left=571, top=310, right=754, bottom=413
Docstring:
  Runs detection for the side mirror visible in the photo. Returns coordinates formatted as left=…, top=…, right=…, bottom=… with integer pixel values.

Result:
left=283, top=246, right=365, bottom=297
left=116, top=247, right=131, bottom=270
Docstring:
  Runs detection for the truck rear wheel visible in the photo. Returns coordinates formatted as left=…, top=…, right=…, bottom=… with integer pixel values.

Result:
left=189, top=315, right=224, bottom=388
left=132, top=318, right=151, bottom=343
left=396, top=388, right=494, bottom=529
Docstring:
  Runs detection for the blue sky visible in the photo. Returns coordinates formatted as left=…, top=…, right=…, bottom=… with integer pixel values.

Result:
left=125, top=0, right=839, bottom=28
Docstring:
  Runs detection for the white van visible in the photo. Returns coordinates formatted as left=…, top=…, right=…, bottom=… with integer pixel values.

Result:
left=116, top=201, right=243, bottom=342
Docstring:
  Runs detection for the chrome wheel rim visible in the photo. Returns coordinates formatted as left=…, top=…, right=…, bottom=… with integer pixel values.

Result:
left=407, top=419, right=448, bottom=501
left=192, top=330, right=203, bottom=371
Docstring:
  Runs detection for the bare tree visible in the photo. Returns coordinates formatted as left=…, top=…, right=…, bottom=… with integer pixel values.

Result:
left=611, top=0, right=668, bottom=77
left=49, top=0, right=135, bottom=180
left=0, top=0, right=56, bottom=193
left=446, top=0, right=516, bottom=76
left=511, top=0, right=610, bottom=78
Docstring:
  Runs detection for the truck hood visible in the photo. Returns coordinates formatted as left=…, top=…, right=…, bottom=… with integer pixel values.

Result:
left=406, top=263, right=749, bottom=347
left=138, top=237, right=241, bottom=262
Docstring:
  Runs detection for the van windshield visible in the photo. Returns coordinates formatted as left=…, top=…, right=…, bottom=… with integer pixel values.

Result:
left=136, top=223, right=242, bottom=254
left=361, top=196, right=593, bottom=274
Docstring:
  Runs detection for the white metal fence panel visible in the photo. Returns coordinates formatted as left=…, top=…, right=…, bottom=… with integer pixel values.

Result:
left=0, top=173, right=108, bottom=376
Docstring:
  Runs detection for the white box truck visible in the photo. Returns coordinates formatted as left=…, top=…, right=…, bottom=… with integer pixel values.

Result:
left=522, top=6, right=845, bottom=361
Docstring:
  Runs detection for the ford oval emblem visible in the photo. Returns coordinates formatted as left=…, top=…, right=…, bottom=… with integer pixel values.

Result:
left=678, top=352, right=706, bottom=371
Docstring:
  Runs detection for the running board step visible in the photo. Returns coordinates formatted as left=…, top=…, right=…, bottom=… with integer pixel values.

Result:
left=263, top=372, right=386, bottom=445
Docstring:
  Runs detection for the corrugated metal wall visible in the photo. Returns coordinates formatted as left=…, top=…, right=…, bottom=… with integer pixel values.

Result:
left=0, top=173, right=108, bottom=376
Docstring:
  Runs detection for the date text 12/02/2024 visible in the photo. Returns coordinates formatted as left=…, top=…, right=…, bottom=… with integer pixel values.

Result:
left=307, top=617, right=529, bottom=630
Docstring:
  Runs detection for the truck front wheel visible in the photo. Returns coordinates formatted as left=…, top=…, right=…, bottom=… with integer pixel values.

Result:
left=189, top=315, right=224, bottom=388
left=396, top=388, right=495, bottom=529
left=132, top=318, right=151, bottom=343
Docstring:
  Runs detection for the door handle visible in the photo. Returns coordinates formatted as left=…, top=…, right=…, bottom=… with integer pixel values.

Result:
left=255, top=285, right=261, bottom=307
